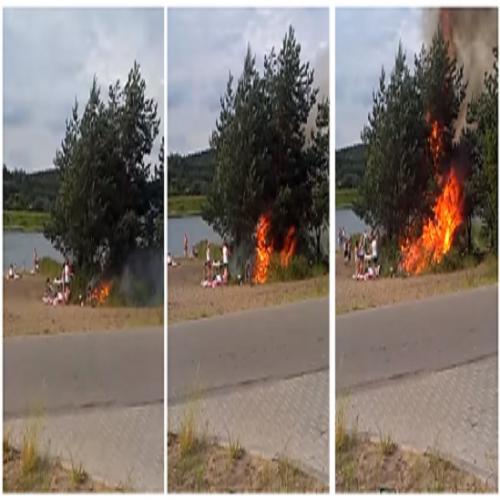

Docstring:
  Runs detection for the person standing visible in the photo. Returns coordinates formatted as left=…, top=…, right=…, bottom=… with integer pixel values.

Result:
left=222, top=241, right=229, bottom=283
left=184, top=233, right=189, bottom=258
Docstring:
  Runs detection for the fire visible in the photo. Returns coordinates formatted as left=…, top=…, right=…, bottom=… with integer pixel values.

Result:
left=401, top=168, right=463, bottom=274
left=253, top=214, right=297, bottom=284
left=253, top=213, right=273, bottom=284
left=280, top=226, right=297, bottom=267
left=429, top=119, right=444, bottom=167
left=91, top=280, right=112, bottom=305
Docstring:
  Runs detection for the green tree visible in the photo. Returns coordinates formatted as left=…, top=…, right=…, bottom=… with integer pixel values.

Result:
left=466, top=48, right=498, bottom=251
left=204, top=26, right=319, bottom=252
left=359, top=43, right=428, bottom=244
left=45, top=62, right=161, bottom=279
left=308, top=97, right=329, bottom=261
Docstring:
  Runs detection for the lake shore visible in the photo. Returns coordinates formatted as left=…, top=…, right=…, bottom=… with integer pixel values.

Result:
left=336, top=252, right=497, bottom=315
left=168, top=258, right=328, bottom=324
left=4, top=210, right=50, bottom=232
left=4, top=273, right=163, bottom=337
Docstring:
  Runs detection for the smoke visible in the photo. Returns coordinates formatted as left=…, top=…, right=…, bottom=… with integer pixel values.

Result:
left=423, top=8, right=498, bottom=137
left=306, top=44, right=329, bottom=138
left=118, top=248, right=164, bottom=306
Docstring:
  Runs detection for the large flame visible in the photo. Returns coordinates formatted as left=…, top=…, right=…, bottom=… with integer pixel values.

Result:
left=401, top=168, right=463, bottom=274
left=253, top=214, right=273, bottom=284
left=253, top=214, right=297, bottom=284
left=91, top=280, right=112, bottom=305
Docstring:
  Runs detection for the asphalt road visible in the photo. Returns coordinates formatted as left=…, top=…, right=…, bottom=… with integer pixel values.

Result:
left=168, top=297, right=329, bottom=402
left=336, top=285, right=498, bottom=392
left=4, top=327, right=164, bottom=418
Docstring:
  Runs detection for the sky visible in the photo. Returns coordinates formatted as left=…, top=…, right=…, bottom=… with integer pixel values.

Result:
left=3, top=8, right=164, bottom=172
left=336, top=8, right=423, bottom=149
left=168, top=8, right=329, bottom=155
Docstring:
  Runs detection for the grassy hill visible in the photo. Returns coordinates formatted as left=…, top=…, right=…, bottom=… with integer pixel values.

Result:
left=168, top=149, right=214, bottom=196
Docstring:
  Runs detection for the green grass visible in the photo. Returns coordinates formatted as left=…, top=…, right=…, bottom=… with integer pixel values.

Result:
left=336, top=189, right=359, bottom=209
left=4, top=210, right=50, bottom=232
left=39, top=257, right=62, bottom=278
left=168, top=195, right=206, bottom=217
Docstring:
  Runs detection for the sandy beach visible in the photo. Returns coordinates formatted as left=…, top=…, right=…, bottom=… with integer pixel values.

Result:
left=168, top=258, right=328, bottom=323
left=4, top=274, right=163, bottom=337
left=336, top=253, right=497, bottom=315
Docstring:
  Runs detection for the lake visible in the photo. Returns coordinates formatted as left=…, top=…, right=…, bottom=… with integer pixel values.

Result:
left=168, top=216, right=222, bottom=256
left=335, top=209, right=367, bottom=247
left=4, top=231, right=63, bottom=271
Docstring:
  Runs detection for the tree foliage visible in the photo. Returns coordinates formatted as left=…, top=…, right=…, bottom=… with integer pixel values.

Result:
left=358, top=29, right=469, bottom=246
left=466, top=48, right=498, bottom=251
left=204, top=26, right=328, bottom=259
left=45, top=62, right=163, bottom=277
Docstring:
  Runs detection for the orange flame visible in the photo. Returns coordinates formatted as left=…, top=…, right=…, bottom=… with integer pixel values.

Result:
left=91, top=280, right=112, bottom=305
left=429, top=119, right=444, bottom=167
left=253, top=213, right=273, bottom=284
left=401, top=168, right=463, bottom=274
left=253, top=214, right=297, bottom=284
left=280, top=226, right=297, bottom=267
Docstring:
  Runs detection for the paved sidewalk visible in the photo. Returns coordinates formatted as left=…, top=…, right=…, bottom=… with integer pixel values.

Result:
left=5, top=403, right=164, bottom=492
left=169, top=369, right=329, bottom=484
left=338, top=356, right=497, bottom=486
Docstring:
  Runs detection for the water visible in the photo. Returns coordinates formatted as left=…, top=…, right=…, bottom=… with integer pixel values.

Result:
left=168, top=216, right=221, bottom=256
left=335, top=209, right=368, bottom=247
left=4, top=231, right=63, bottom=271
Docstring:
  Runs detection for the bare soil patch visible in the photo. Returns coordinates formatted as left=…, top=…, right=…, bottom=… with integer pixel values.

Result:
left=4, top=274, right=163, bottom=337
left=168, top=258, right=328, bottom=323
left=168, top=432, right=327, bottom=493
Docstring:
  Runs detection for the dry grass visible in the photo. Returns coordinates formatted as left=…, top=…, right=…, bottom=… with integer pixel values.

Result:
left=335, top=419, right=492, bottom=493
left=3, top=425, right=116, bottom=492
left=168, top=432, right=327, bottom=493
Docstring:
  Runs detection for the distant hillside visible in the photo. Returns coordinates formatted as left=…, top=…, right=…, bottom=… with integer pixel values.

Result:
left=3, top=166, right=59, bottom=212
left=335, top=143, right=367, bottom=189
left=168, top=149, right=214, bottom=196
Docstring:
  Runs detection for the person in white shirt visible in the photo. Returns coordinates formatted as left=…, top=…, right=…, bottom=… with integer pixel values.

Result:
left=222, top=242, right=229, bottom=283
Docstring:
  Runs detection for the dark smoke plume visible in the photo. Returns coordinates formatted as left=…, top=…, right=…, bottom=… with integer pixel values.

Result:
left=424, top=8, right=498, bottom=137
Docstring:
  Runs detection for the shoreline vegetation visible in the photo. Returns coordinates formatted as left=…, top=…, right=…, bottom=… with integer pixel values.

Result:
left=4, top=210, right=50, bottom=232
left=336, top=189, right=358, bottom=209
left=168, top=195, right=206, bottom=218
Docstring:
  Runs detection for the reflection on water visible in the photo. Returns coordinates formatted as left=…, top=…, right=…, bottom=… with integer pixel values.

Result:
left=168, top=216, right=221, bottom=256
left=4, top=231, right=63, bottom=271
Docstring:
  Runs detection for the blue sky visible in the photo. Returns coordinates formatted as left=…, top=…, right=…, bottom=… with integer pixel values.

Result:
left=336, top=8, right=423, bottom=149
left=3, top=8, right=164, bottom=172
left=168, top=8, right=329, bottom=155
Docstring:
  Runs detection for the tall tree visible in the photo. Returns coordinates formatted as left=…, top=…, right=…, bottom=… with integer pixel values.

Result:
left=359, top=43, right=428, bottom=244
left=45, top=62, right=161, bottom=278
left=466, top=48, right=498, bottom=251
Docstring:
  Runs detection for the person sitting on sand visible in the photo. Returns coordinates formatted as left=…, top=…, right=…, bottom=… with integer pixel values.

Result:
left=167, top=252, right=179, bottom=267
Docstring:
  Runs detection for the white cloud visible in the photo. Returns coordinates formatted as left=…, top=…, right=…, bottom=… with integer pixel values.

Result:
left=4, top=8, right=164, bottom=172
left=168, top=8, right=329, bottom=154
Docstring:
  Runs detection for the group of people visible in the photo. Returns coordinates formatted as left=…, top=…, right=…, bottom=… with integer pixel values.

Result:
left=338, top=227, right=381, bottom=281
left=202, top=240, right=230, bottom=287
left=42, top=259, right=73, bottom=306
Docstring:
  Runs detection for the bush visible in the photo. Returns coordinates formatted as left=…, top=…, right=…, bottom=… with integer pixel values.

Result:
left=267, top=254, right=326, bottom=282
left=192, top=240, right=222, bottom=261
left=39, top=257, right=62, bottom=278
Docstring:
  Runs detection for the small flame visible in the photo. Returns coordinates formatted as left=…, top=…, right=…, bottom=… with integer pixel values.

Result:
left=280, top=226, right=297, bottom=267
left=429, top=119, right=444, bottom=167
left=253, top=213, right=273, bottom=284
left=401, top=168, right=463, bottom=274
left=91, top=280, right=112, bottom=305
